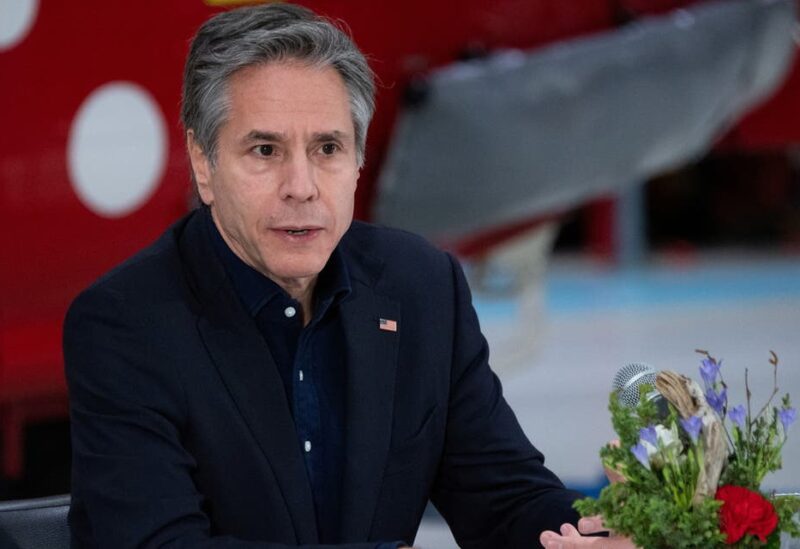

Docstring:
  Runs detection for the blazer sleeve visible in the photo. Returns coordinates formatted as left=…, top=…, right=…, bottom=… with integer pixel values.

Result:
left=64, top=286, right=405, bottom=549
left=428, top=253, right=583, bottom=549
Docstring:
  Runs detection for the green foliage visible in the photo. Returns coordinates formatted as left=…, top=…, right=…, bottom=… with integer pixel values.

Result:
left=774, top=494, right=800, bottom=539
left=600, top=388, right=663, bottom=487
left=575, top=483, right=725, bottom=548
left=576, top=392, right=724, bottom=547
left=721, top=353, right=792, bottom=489
left=573, top=354, right=800, bottom=548
left=721, top=411, right=783, bottom=489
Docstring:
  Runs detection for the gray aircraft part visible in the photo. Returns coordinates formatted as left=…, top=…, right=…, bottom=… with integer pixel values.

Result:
left=375, top=0, right=798, bottom=243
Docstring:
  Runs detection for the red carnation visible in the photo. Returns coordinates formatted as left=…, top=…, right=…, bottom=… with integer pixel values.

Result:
left=716, top=485, right=778, bottom=544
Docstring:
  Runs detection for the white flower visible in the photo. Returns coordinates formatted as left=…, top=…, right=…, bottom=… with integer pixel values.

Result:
left=641, top=423, right=683, bottom=456
left=640, top=423, right=684, bottom=469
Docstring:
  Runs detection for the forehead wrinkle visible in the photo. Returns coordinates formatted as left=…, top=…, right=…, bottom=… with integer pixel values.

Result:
left=241, top=130, right=287, bottom=144
left=240, top=129, right=352, bottom=146
left=310, top=130, right=351, bottom=142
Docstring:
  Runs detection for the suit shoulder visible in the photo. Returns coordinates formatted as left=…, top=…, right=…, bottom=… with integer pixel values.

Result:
left=347, top=221, right=448, bottom=264
left=344, top=221, right=456, bottom=289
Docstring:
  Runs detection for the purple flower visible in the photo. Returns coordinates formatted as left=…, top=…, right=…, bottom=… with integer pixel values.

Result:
left=639, top=426, right=658, bottom=447
left=706, top=387, right=727, bottom=415
left=729, top=405, right=746, bottom=428
left=631, top=443, right=650, bottom=469
left=779, top=407, right=797, bottom=432
left=699, top=358, right=721, bottom=388
left=680, top=416, right=703, bottom=443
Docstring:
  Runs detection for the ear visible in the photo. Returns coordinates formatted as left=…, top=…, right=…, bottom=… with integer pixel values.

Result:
left=187, top=130, right=214, bottom=206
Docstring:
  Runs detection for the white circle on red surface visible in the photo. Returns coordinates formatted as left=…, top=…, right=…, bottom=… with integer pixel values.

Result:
left=68, top=82, right=168, bottom=218
left=0, top=0, right=39, bottom=51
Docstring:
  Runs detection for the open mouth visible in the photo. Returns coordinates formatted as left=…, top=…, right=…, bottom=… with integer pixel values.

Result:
left=286, top=229, right=309, bottom=236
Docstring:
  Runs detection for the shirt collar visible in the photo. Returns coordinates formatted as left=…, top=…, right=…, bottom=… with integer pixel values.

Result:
left=204, top=207, right=351, bottom=318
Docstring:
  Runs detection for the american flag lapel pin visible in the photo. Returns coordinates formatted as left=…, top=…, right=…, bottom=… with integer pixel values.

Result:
left=379, top=318, right=398, bottom=332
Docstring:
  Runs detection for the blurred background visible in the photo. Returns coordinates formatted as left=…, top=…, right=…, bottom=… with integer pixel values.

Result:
left=1, top=0, right=799, bottom=546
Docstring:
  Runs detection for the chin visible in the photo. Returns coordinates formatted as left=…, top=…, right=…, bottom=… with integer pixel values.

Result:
left=270, top=260, right=328, bottom=282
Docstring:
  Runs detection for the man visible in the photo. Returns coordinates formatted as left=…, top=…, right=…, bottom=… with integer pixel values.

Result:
left=65, top=4, right=629, bottom=548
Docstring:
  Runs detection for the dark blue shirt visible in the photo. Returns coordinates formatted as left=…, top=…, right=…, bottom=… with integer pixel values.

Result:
left=205, top=210, right=348, bottom=543
left=205, top=211, right=402, bottom=549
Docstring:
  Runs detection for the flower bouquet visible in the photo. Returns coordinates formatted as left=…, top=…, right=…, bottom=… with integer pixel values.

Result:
left=575, top=351, right=800, bottom=548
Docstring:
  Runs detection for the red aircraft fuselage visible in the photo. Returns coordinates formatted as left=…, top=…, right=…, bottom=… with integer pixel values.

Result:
left=1, top=0, right=798, bottom=478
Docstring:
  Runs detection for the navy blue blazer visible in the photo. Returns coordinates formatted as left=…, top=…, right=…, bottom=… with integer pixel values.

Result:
left=64, top=209, right=581, bottom=549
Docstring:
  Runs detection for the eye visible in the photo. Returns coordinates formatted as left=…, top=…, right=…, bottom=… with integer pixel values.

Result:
left=320, top=142, right=339, bottom=155
left=255, top=144, right=274, bottom=157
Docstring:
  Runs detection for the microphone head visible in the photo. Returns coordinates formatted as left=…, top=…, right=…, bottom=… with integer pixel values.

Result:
left=613, top=362, right=658, bottom=408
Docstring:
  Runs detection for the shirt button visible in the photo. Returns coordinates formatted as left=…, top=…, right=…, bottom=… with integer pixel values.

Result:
left=284, top=306, right=296, bottom=318
left=298, top=370, right=304, bottom=382
left=304, top=440, right=312, bottom=453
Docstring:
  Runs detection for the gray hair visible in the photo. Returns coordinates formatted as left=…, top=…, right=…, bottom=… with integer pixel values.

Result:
left=181, top=3, right=375, bottom=167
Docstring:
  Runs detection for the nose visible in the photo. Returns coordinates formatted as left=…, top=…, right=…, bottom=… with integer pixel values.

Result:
left=279, top=154, right=319, bottom=202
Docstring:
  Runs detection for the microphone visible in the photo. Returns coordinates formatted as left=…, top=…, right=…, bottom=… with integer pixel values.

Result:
left=612, top=362, right=670, bottom=416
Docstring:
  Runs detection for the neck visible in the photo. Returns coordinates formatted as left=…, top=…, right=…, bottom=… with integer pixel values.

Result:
left=208, top=207, right=318, bottom=326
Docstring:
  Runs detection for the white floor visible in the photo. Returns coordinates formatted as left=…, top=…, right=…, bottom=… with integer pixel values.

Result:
left=415, top=253, right=800, bottom=548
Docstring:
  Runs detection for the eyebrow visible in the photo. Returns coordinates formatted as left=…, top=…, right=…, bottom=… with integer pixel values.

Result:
left=242, top=130, right=286, bottom=144
left=310, top=130, right=350, bottom=143
left=241, top=130, right=351, bottom=144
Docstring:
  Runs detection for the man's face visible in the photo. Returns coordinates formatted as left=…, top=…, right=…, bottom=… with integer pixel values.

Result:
left=189, top=61, right=359, bottom=292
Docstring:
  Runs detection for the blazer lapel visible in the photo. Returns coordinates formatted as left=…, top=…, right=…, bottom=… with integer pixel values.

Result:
left=339, top=274, right=401, bottom=541
left=179, top=211, right=318, bottom=543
